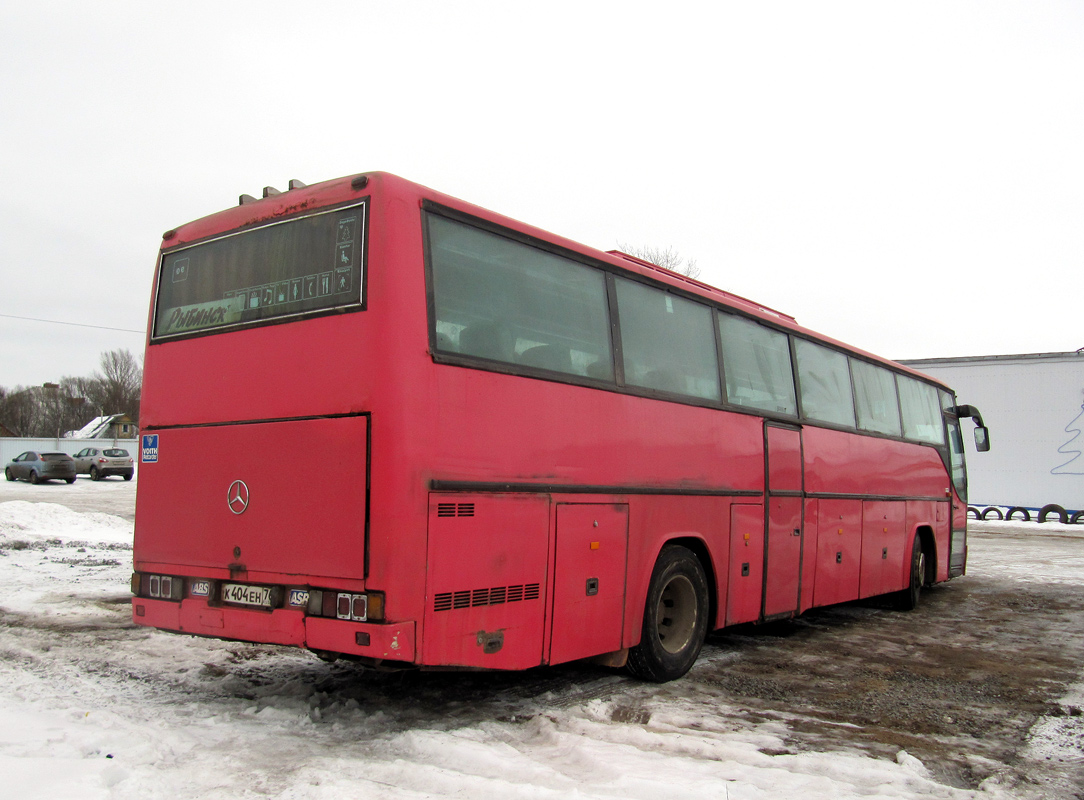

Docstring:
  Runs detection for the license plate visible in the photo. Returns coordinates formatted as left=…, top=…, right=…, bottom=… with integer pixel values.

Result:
left=221, top=583, right=274, bottom=608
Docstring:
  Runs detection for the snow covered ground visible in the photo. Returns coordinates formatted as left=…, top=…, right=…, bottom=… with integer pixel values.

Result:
left=0, top=478, right=1081, bottom=799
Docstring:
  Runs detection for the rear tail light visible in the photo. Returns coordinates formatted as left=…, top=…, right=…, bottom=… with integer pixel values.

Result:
left=306, top=589, right=385, bottom=621
left=336, top=593, right=367, bottom=621
left=132, top=572, right=184, bottom=601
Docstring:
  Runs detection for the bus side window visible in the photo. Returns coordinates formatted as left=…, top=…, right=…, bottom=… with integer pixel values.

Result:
left=794, top=339, right=856, bottom=428
left=614, top=277, right=720, bottom=401
left=718, top=313, right=797, bottom=415
left=852, top=359, right=902, bottom=436
left=897, top=375, right=945, bottom=445
left=427, top=213, right=613, bottom=381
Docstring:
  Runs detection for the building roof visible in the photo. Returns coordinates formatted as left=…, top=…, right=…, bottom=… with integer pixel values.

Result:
left=68, top=414, right=131, bottom=439
left=900, top=350, right=1084, bottom=369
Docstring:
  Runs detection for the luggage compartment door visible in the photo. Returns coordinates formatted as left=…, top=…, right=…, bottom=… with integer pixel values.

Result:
left=549, top=503, right=628, bottom=665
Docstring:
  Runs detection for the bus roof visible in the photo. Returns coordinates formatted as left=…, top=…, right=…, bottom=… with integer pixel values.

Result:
left=159, top=171, right=949, bottom=391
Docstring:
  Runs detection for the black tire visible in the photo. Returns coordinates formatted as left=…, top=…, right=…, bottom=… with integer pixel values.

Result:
left=1005, top=507, right=1031, bottom=522
left=65, top=477, right=76, bottom=484
left=90, top=466, right=100, bottom=481
left=980, top=507, right=1003, bottom=520
left=896, top=534, right=926, bottom=611
left=4, top=468, right=13, bottom=482
left=966, top=506, right=980, bottom=519
left=627, top=545, right=709, bottom=682
left=1039, top=504, right=1068, bottom=524
left=1071, top=511, right=1084, bottom=525
left=29, top=470, right=40, bottom=485
left=122, top=473, right=132, bottom=481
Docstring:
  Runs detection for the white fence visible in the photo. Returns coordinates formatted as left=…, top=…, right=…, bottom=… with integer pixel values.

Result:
left=1, top=437, right=140, bottom=465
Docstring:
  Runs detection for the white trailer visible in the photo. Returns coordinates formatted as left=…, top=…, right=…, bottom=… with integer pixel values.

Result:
left=900, top=351, right=1084, bottom=517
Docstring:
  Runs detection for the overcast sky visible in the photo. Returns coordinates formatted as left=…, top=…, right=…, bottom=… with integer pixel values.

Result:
left=2, top=2, right=1081, bottom=389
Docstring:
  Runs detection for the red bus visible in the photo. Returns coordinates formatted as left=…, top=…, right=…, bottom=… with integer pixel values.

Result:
left=132, top=172, right=989, bottom=681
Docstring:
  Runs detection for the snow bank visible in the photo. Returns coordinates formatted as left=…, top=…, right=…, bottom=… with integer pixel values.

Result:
left=0, top=500, right=132, bottom=546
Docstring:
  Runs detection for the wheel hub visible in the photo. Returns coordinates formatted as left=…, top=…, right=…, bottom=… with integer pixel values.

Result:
left=656, top=575, right=698, bottom=654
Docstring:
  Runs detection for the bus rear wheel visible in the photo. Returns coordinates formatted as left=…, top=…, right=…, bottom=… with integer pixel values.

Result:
left=896, top=534, right=926, bottom=611
left=627, top=545, right=709, bottom=683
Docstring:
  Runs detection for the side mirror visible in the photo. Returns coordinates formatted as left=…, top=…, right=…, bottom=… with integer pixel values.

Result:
left=951, top=404, right=990, bottom=452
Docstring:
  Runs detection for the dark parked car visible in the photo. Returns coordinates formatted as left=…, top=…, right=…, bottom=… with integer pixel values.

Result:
left=5, top=451, right=77, bottom=484
left=72, top=447, right=135, bottom=481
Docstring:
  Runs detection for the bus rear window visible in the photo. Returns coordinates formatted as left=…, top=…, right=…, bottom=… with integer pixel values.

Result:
left=152, top=202, right=365, bottom=340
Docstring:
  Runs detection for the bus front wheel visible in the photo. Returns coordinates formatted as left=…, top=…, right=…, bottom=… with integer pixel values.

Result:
left=627, top=545, right=709, bottom=682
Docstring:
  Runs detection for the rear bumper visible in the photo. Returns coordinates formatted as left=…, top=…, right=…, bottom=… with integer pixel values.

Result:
left=99, top=467, right=134, bottom=477
left=81, top=466, right=133, bottom=477
left=132, top=597, right=415, bottom=662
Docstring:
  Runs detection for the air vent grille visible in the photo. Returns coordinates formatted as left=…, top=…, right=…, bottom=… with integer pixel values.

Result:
left=433, top=583, right=540, bottom=612
left=436, top=502, right=475, bottom=517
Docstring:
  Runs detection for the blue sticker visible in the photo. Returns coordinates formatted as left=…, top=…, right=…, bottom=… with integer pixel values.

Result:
left=142, top=434, right=159, bottom=463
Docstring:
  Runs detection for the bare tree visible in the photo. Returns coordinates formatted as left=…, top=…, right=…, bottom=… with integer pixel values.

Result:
left=0, top=383, right=84, bottom=438
left=39, top=380, right=90, bottom=440
left=0, top=387, right=38, bottom=437
left=0, top=349, right=143, bottom=437
left=616, top=243, right=701, bottom=280
left=87, top=349, right=142, bottom=422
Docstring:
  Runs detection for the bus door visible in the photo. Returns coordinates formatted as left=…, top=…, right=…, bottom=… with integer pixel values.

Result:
left=763, top=423, right=804, bottom=619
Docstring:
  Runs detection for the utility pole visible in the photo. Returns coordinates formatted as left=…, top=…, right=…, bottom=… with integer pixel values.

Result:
left=42, top=383, right=61, bottom=446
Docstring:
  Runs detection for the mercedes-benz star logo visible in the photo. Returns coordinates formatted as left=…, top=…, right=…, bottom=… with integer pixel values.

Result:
left=227, top=480, right=250, bottom=515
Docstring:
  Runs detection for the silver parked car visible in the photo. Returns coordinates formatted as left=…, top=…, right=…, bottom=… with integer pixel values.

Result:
left=5, top=451, right=77, bottom=484
left=72, top=447, right=135, bottom=481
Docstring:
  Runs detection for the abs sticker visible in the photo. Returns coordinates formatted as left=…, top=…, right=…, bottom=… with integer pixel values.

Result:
left=141, top=434, right=159, bottom=463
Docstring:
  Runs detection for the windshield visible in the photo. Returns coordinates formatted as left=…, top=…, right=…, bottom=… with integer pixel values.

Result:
left=104, top=449, right=129, bottom=457
left=153, top=202, right=366, bottom=340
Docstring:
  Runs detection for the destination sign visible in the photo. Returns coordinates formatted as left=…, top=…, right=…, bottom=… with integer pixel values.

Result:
left=153, top=202, right=366, bottom=339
